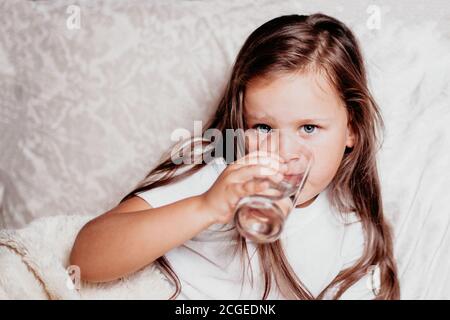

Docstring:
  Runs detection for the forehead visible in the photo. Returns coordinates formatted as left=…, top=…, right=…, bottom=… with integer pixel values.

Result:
left=244, top=71, right=345, bottom=122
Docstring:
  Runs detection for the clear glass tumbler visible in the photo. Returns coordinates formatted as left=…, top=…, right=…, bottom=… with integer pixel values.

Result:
left=233, top=130, right=314, bottom=243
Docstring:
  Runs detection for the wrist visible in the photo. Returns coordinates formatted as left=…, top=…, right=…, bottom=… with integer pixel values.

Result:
left=192, top=194, right=219, bottom=226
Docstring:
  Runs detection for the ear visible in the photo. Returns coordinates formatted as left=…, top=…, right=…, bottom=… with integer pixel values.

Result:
left=345, top=124, right=356, bottom=148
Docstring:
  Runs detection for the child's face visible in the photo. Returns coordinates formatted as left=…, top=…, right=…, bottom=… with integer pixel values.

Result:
left=243, top=71, right=355, bottom=207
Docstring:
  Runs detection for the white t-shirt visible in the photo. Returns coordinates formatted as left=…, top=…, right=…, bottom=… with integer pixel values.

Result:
left=136, top=157, right=379, bottom=300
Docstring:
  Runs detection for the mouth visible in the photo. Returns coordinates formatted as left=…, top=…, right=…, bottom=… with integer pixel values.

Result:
left=283, top=173, right=304, bottom=185
left=283, top=173, right=303, bottom=178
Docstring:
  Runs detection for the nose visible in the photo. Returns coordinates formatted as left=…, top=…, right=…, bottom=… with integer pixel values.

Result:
left=273, top=131, right=303, bottom=163
left=253, top=129, right=313, bottom=176
left=251, top=129, right=311, bottom=164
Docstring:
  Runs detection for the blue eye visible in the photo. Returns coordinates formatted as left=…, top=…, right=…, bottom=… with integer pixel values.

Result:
left=302, top=125, right=317, bottom=134
left=253, top=124, right=272, bottom=133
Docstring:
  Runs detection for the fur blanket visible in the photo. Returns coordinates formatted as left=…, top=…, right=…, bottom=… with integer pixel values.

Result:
left=0, top=215, right=173, bottom=299
left=0, top=210, right=449, bottom=299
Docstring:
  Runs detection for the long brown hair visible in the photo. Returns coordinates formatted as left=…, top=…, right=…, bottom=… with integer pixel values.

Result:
left=120, top=13, right=400, bottom=299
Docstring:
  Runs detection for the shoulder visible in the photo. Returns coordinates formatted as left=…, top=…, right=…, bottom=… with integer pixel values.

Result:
left=135, top=157, right=227, bottom=208
left=320, top=192, right=382, bottom=299
left=335, top=218, right=381, bottom=300
left=327, top=194, right=365, bottom=268
left=322, top=193, right=365, bottom=268
left=321, top=190, right=365, bottom=265
left=340, top=219, right=365, bottom=269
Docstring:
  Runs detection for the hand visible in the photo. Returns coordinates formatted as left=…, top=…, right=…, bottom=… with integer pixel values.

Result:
left=199, top=151, right=288, bottom=224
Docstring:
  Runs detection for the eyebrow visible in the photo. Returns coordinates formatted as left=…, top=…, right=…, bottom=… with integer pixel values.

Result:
left=246, top=113, right=331, bottom=123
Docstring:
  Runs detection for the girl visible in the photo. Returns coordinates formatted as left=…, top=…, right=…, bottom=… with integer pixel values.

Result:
left=70, top=13, right=400, bottom=300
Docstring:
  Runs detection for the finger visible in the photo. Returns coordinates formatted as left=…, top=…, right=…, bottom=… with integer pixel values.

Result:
left=228, top=164, right=285, bottom=185
left=242, top=179, right=270, bottom=195
left=230, top=179, right=268, bottom=200
left=233, top=152, right=287, bottom=172
left=246, top=150, right=285, bottom=168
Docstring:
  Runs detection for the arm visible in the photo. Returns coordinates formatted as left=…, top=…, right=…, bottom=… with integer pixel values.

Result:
left=70, top=152, right=286, bottom=284
left=69, top=195, right=215, bottom=283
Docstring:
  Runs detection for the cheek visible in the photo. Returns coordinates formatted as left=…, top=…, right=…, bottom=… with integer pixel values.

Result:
left=307, top=131, right=347, bottom=188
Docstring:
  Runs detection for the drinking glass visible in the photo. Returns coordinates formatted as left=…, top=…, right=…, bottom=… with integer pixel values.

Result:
left=233, top=130, right=314, bottom=243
